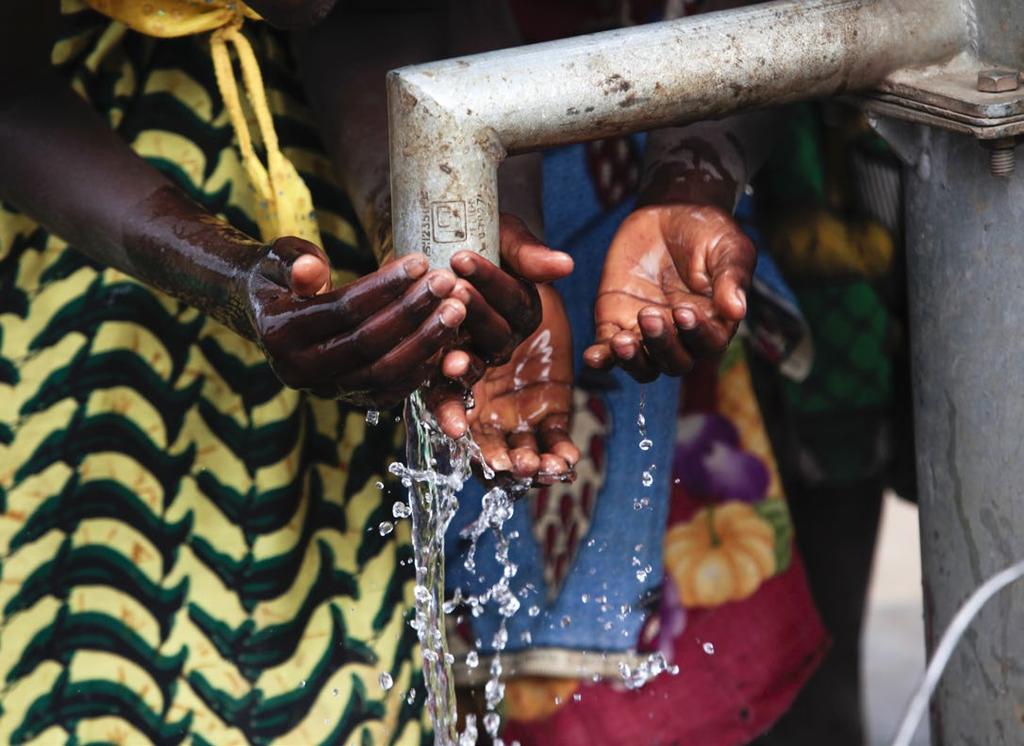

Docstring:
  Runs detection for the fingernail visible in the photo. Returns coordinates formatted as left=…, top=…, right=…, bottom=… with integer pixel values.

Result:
left=492, top=453, right=513, bottom=472
left=439, top=301, right=463, bottom=328
left=615, top=343, right=635, bottom=360
left=734, top=289, right=747, bottom=314
left=445, top=419, right=468, bottom=439
left=452, top=253, right=476, bottom=276
left=676, top=307, right=697, bottom=329
left=405, top=255, right=428, bottom=278
left=641, top=312, right=664, bottom=336
left=428, top=271, right=455, bottom=296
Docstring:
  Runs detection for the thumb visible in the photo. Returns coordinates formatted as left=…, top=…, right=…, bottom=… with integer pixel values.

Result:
left=499, top=213, right=573, bottom=282
left=258, top=236, right=331, bottom=297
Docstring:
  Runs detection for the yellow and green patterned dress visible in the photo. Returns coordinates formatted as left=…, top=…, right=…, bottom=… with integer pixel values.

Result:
left=0, top=4, right=426, bottom=744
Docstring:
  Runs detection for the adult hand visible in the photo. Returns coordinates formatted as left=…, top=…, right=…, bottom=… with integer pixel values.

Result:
left=429, top=285, right=579, bottom=484
left=583, top=204, right=754, bottom=382
left=247, top=236, right=466, bottom=407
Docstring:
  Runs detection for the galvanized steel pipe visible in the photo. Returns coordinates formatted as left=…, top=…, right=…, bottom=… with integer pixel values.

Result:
left=388, top=0, right=966, bottom=267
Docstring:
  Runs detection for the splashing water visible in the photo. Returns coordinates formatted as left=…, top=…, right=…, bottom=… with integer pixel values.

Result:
left=390, top=391, right=527, bottom=744
left=389, top=392, right=473, bottom=744
left=455, top=478, right=529, bottom=740
left=617, top=652, right=680, bottom=690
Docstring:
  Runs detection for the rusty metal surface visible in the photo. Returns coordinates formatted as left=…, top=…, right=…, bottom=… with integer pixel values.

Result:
left=854, top=55, right=1024, bottom=140
left=388, top=0, right=966, bottom=265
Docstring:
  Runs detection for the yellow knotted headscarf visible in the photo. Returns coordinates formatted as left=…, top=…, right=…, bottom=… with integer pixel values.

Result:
left=85, top=0, right=322, bottom=246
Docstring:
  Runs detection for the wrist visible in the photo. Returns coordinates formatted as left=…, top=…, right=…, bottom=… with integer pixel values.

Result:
left=637, top=158, right=739, bottom=213
left=637, top=133, right=745, bottom=213
left=122, top=186, right=265, bottom=338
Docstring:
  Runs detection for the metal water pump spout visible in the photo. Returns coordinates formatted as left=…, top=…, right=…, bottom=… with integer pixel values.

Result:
left=388, top=0, right=965, bottom=268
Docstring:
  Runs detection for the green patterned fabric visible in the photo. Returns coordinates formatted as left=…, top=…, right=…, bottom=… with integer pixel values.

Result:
left=753, top=103, right=912, bottom=488
left=783, top=282, right=892, bottom=414
left=0, top=5, right=426, bottom=744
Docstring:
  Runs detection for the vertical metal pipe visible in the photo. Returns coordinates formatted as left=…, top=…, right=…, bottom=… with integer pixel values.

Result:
left=903, top=126, right=1024, bottom=744
left=388, top=0, right=965, bottom=267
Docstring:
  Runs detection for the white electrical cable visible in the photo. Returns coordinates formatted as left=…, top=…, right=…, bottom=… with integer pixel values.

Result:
left=890, top=558, right=1024, bottom=746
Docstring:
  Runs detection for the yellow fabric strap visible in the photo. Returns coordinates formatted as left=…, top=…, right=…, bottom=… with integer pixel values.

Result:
left=85, top=1, right=322, bottom=246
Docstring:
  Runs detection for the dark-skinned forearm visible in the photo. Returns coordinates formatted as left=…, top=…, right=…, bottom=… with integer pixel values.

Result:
left=0, top=75, right=263, bottom=338
left=638, top=109, right=781, bottom=212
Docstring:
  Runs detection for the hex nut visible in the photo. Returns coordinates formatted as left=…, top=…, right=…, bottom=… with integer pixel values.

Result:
left=977, top=69, right=1020, bottom=93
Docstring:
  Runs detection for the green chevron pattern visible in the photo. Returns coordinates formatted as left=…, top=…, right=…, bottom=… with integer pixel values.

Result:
left=0, top=4, right=427, bottom=744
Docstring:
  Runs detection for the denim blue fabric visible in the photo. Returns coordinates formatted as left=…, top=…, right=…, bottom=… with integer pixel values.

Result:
left=444, top=140, right=680, bottom=653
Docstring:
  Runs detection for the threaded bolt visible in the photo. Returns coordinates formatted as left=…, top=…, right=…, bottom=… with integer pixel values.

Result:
left=984, top=138, right=1017, bottom=177
left=991, top=147, right=1016, bottom=177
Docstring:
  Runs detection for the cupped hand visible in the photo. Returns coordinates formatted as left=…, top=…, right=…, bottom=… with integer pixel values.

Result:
left=427, top=285, right=579, bottom=485
left=247, top=236, right=465, bottom=407
left=583, top=204, right=754, bottom=382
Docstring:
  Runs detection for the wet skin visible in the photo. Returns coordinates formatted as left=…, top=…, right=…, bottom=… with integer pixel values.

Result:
left=585, top=136, right=759, bottom=381
left=294, top=1, right=578, bottom=481
left=0, top=0, right=573, bottom=481
left=431, top=284, right=579, bottom=484
left=585, top=203, right=754, bottom=382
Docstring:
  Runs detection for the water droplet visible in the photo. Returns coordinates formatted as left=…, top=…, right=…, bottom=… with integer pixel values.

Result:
left=365, top=410, right=380, bottom=425
left=633, top=496, right=650, bottom=511
left=638, top=438, right=653, bottom=451
left=407, top=688, right=417, bottom=704
left=492, top=627, right=508, bottom=650
left=299, top=679, right=306, bottom=688
left=581, top=593, right=589, bottom=603
left=332, top=687, right=339, bottom=697
left=703, top=642, right=715, bottom=655
left=379, top=672, right=394, bottom=690
left=560, top=615, right=572, bottom=628
left=392, top=500, right=411, bottom=519
left=528, top=605, right=540, bottom=617
left=553, top=696, right=562, bottom=706
left=572, top=692, right=582, bottom=702
left=636, top=569, right=648, bottom=582
left=444, top=653, right=455, bottom=665
left=637, top=412, right=646, bottom=429
left=378, top=521, right=394, bottom=536
left=641, top=470, right=654, bottom=487
left=484, top=712, right=501, bottom=737
left=466, top=651, right=479, bottom=668
left=414, top=585, right=431, bottom=603
left=520, top=630, right=532, bottom=644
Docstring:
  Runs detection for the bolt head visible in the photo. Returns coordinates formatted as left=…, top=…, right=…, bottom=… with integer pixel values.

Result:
left=977, top=69, right=1020, bottom=93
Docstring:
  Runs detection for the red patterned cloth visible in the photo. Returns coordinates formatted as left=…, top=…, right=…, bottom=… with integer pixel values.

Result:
left=501, top=353, right=827, bottom=745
